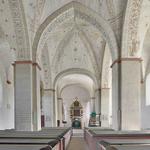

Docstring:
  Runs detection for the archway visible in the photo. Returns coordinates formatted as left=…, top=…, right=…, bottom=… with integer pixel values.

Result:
left=70, top=98, right=83, bottom=129
left=61, top=84, right=90, bottom=128
left=54, top=72, right=97, bottom=127
left=33, top=1, right=118, bottom=62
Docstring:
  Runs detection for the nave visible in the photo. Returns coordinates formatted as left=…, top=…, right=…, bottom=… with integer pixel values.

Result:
left=1, top=0, right=150, bottom=150
left=67, top=129, right=89, bottom=150
left=1, top=127, right=150, bottom=150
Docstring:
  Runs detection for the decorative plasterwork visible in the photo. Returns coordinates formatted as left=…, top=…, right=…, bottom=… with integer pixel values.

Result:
left=32, top=1, right=118, bottom=62
left=101, top=44, right=112, bottom=88
left=27, top=0, right=46, bottom=44
left=52, top=27, right=74, bottom=73
left=52, top=25, right=100, bottom=77
left=8, top=0, right=30, bottom=60
left=41, top=44, right=52, bottom=89
left=122, top=0, right=143, bottom=57
left=0, top=27, right=14, bottom=74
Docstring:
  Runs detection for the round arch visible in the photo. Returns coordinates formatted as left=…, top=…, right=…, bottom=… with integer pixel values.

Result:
left=60, top=83, right=92, bottom=97
left=53, top=68, right=99, bottom=89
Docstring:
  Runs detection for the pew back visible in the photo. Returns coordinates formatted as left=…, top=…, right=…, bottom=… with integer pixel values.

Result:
left=0, top=127, right=72, bottom=150
left=84, top=128, right=150, bottom=150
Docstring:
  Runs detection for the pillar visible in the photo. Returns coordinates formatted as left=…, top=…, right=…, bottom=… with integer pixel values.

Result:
left=95, top=89, right=101, bottom=126
left=90, top=97, right=95, bottom=113
left=32, top=63, right=41, bottom=131
left=121, top=58, right=141, bottom=130
left=95, top=89, right=101, bottom=114
left=57, top=98, right=63, bottom=127
left=101, top=88, right=110, bottom=127
left=42, top=89, right=55, bottom=127
left=14, top=61, right=41, bottom=131
left=111, top=62, right=120, bottom=130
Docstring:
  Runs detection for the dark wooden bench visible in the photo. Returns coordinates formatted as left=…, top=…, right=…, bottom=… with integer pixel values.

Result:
left=0, top=127, right=72, bottom=150
left=98, top=139, right=150, bottom=150
left=84, top=128, right=150, bottom=150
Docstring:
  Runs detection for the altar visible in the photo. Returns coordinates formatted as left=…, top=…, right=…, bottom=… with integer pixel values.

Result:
left=70, top=98, right=83, bottom=129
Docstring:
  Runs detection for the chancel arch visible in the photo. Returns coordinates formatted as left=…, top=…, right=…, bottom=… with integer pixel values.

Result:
left=54, top=71, right=99, bottom=127
left=61, top=85, right=90, bottom=128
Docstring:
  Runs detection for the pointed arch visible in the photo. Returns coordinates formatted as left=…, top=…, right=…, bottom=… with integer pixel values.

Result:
left=32, top=1, right=118, bottom=61
left=52, top=25, right=100, bottom=76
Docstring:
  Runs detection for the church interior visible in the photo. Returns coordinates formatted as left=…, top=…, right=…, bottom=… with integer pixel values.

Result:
left=1, top=0, right=150, bottom=150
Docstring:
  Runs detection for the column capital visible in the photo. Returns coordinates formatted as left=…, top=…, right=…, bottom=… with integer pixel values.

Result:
left=57, top=98, right=63, bottom=100
left=95, top=88, right=101, bottom=92
left=91, top=97, right=96, bottom=100
left=12, top=60, right=41, bottom=70
left=43, top=89, right=55, bottom=92
left=111, top=57, right=143, bottom=68
left=101, top=87, right=110, bottom=90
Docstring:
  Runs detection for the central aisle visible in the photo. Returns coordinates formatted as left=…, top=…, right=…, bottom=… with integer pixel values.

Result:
left=67, top=129, right=89, bottom=150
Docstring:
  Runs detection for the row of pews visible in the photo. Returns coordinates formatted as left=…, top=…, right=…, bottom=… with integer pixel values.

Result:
left=84, top=127, right=150, bottom=150
left=0, top=127, right=72, bottom=150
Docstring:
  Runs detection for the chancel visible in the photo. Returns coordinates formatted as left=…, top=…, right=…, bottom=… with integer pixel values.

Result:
left=70, top=98, right=83, bottom=129
left=1, top=0, right=150, bottom=150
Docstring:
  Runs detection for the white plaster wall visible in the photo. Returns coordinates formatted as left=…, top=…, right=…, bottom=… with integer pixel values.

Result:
left=5, top=66, right=14, bottom=129
left=0, top=65, right=14, bottom=130
left=61, top=85, right=90, bottom=127
left=141, top=81, right=150, bottom=129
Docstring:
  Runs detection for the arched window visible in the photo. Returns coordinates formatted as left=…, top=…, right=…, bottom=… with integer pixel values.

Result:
left=146, top=74, right=150, bottom=105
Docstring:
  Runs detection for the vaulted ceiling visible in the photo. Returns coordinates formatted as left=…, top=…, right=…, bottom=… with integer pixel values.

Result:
left=1, top=0, right=150, bottom=90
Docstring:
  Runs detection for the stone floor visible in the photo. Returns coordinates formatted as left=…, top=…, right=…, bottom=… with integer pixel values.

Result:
left=67, top=129, right=89, bottom=150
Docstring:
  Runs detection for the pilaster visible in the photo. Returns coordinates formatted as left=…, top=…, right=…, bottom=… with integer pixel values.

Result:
left=42, top=89, right=55, bottom=127
left=101, top=88, right=110, bottom=127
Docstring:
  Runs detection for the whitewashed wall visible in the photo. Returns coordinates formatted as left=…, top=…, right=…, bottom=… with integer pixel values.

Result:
left=0, top=66, right=14, bottom=130
left=61, top=85, right=91, bottom=128
left=141, top=76, right=150, bottom=129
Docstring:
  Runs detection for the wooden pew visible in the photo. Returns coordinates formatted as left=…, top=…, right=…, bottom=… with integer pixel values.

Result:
left=84, top=127, right=114, bottom=141
left=41, top=127, right=72, bottom=150
left=98, top=139, right=150, bottom=150
left=0, top=138, right=59, bottom=150
left=84, top=128, right=150, bottom=150
left=0, top=127, right=72, bottom=150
